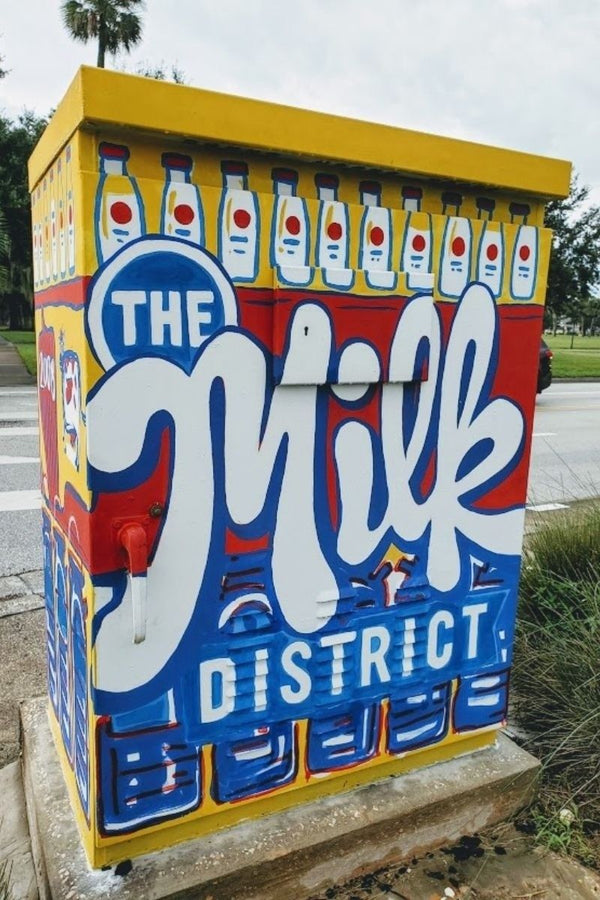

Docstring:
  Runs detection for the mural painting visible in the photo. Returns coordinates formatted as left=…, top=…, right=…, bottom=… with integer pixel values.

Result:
left=30, top=75, right=564, bottom=867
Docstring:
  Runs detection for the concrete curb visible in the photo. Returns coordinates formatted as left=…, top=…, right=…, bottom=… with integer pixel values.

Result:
left=552, top=377, right=600, bottom=383
left=21, top=696, right=540, bottom=900
left=0, top=571, right=44, bottom=619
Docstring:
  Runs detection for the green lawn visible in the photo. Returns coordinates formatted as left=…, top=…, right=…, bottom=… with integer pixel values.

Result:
left=545, top=334, right=600, bottom=378
left=1, top=328, right=37, bottom=375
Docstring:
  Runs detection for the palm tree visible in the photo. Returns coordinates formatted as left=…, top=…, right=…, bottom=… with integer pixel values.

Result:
left=61, top=0, right=145, bottom=69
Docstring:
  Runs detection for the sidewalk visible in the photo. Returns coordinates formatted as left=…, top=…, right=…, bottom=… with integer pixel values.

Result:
left=0, top=334, right=35, bottom=387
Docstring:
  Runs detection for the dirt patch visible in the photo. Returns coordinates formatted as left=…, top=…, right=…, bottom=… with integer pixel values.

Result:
left=0, top=609, right=46, bottom=766
left=308, top=824, right=600, bottom=900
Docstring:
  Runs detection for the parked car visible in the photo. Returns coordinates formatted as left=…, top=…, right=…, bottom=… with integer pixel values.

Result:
left=538, top=339, right=553, bottom=392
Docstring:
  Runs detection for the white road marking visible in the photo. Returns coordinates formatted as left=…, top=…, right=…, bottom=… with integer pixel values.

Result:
left=0, top=455, right=39, bottom=465
left=526, top=502, right=569, bottom=512
left=0, top=411, right=38, bottom=421
left=0, top=389, right=36, bottom=396
left=0, top=490, right=42, bottom=512
left=547, top=390, right=600, bottom=397
left=532, top=432, right=556, bottom=437
left=0, top=427, right=39, bottom=436
left=0, top=491, right=42, bottom=512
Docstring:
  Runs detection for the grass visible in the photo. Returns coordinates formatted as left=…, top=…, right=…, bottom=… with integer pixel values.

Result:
left=0, top=328, right=37, bottom=376
left=545, top=334, right=600, bottom=379
left=513, top=503, right=600, bottom=865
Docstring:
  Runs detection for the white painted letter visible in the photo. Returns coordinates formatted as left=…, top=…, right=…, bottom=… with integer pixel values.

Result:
left=360, top=626, right=391, bottom=686
left=187, top=290, right=215, bottom=347
left=462, top=602, right=488, bottom=659
left=254, top=648, right=268, bottom=712
left=200, top=657, right=235, bottom=724
left=281, top=641, right=312, bottom=704
left=150, top=289, right=183, bottom=346
left=321, top=631, right=357, bottom=695
left=427, top=610, right=454, bottom=669
left=111, top=289, right=147, bottom=345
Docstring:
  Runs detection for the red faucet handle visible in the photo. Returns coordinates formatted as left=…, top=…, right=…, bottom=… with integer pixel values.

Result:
left=117, top=523, right=148, bottom=644
left=118, top=522, right=148, bottom=576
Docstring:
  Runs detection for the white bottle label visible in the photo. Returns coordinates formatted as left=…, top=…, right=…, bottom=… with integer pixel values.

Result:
left=98, top=189, right=144, bottom=262
left=59, top=202, right=66, bottom=279
left=439, top=217, right=472, bottom=298
left=477, top=223, right=504, bottom=298
left=50, top=199, right=58, bottom=282
left=273, top=195, right=311, bottom=285
left=360, top=206, right=395, bottom=289
left=402, top=213, right=432, bottom=290
left=318, top=201, right=353, bottom=288
left=511, top=225, right=537, bottom=300
left=32, top=225, right=40, bottom=288
left=162, top=182, right=203, bottom=245
left=43, top=213, right=51, bottom=284
left=67, top=193, right=75, bottom=274
left=219, top=189, right=259, bottom=282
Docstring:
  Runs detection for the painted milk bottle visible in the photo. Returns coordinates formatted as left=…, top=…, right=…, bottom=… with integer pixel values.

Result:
left=358, top=180, right=395, bottom=290
left=401, top=211, right=433, bottom=291
left=439, top=215, right=472, bottom=298
left=160, top=152, right=204, bottom=245
left=65, top=145, right=76, bottom=276
left=57, top=157, right=67, bottom=280
left=509, top=202, right=537, bottom=301
left=476, top=199, right=504, bottom=299
left=95, top=142, right=145, bottom=264
left=50, top=168, right=58, bottom=283
left=42, top=177, right=51, bottom=285
left=271, top=167, right=311, bottom=286
left=218, top=160, right=259, bottom=283
left=315, top=173, right=353, bottom=289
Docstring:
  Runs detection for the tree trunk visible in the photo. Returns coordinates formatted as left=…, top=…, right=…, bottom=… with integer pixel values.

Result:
left=7, top=292, right=24, bottom=330
left=97, top=21, right=106, bottom=68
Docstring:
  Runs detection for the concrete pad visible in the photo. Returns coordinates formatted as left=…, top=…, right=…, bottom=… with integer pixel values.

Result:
left=0, top=762, right=38, bottom=900
left=21, top=696, right=540, bottom=900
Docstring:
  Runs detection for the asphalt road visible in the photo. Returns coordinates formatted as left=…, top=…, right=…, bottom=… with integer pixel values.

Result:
left=0, top=381, right=599, bottom=577
left=0, top=386, right=42, bottom=577
left=528, top=382, right=600, bottom=507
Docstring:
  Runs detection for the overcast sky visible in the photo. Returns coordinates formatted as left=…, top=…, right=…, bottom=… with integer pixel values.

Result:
left=1, top=0, right=598, bottom=203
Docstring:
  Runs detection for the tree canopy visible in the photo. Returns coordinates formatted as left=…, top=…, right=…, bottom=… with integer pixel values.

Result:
left=0, top=111, right=47, bottom=328
left=61, top=0, right=145, bottom=68
left=544, top=176, right=600, bottom=330
left=134, top=60, right=186, bottom=84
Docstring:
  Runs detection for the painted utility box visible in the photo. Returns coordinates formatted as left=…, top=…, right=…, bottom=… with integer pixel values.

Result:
left=29, top=66, right=570, bottom=867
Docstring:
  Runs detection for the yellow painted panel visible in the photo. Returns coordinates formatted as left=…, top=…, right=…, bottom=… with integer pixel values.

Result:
left=30, top=67, right=570, bottom=200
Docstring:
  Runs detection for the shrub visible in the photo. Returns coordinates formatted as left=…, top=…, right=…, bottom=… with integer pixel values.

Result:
left=513, top=503, right=600, bottom=862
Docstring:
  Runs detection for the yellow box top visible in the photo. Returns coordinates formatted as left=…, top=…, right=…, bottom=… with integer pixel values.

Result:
left=29, top=66, right=571, bottom=199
